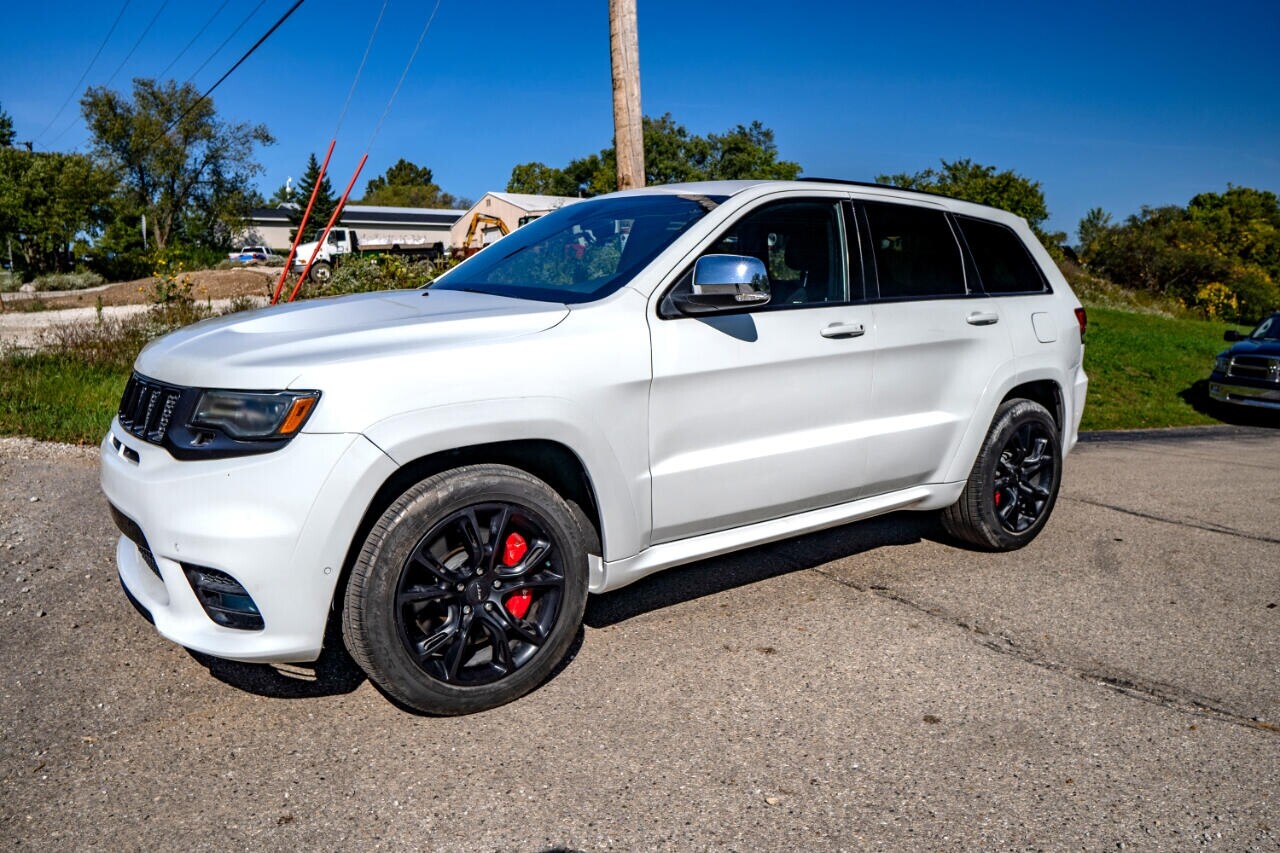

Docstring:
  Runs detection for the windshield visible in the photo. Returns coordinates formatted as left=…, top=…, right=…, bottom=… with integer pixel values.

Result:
left=431, top=194, right=722, bottom=304
left=1249, top=314, right=1280, bottom=341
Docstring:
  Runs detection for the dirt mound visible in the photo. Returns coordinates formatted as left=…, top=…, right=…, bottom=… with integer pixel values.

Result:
left=4, top=268, right=281, bottom=311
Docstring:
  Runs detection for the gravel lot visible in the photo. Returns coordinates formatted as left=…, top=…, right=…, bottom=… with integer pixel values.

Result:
left=1, top=426, right=1276, bottom=850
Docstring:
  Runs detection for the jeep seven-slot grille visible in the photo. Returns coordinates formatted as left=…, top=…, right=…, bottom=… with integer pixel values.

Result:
left=118, top=374, right=184, bottom=444
left=1227, top=355, right=1280, bottom=383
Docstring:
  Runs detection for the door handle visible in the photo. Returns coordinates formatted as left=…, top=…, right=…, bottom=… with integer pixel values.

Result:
left=820, top=322, right=866, bottom=339
left=966, top=311, right=1000, bottom=326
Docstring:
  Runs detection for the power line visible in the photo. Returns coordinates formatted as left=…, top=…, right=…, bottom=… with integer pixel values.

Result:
left=102, top=0, right=173, bottom=88
left=368, top=0, right=442, bottom=151
left=167, top=0, right=308, bottom=134
left=333, top=0, right=389, bottom=138
left=156, top=0, right=231, bottom=81
left=33, top=0, right=133, bottom=144
left=48, top=0, right=174, bottom=147
left=182, top=0, right=269, bottom=88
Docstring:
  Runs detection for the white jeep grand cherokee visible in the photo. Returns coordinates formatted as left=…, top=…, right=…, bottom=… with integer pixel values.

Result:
left=101, top=180, right=1088, bottom=715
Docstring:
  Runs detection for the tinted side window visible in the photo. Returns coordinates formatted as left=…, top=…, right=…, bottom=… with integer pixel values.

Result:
left=704, top=199, right=850, bottom=306
left=956, top=216, right=1048, bottom=294
left=863, top=202, right=965, bottom=298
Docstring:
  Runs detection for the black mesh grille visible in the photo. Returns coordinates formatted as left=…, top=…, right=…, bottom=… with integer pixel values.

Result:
left=118, top=374, right=185, bottom=445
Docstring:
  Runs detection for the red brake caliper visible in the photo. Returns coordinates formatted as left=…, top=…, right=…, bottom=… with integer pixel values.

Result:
left=501, top=533, right=532, bottom=619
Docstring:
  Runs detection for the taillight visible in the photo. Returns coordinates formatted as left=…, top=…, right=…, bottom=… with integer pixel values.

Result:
left=1074, top=307, right=1087, bottom=341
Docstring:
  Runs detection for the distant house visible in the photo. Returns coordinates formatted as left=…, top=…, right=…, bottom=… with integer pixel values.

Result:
left=238, top=205, right=466, bottom=252
left=449, top=192, right=582, bottom=250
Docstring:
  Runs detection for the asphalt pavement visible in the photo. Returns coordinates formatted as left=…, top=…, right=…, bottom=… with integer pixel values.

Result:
left=1, top=426, right=1276, bottom=851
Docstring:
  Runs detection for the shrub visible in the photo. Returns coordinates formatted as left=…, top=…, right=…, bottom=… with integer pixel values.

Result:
left=1189, top=282, right=1239, bottom=321
left=306, top=255, right=437, bottom=298
left=88, top=251, right=151, bottom=284
left=32, top=270, right=106, bottom=292
left=1226, top=267, right=1280, bottom=324
left=1057, top=259, right=1189, bottom=318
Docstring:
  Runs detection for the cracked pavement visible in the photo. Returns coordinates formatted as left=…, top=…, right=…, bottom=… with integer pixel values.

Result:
left=1, top=426, right=1277, bottom=850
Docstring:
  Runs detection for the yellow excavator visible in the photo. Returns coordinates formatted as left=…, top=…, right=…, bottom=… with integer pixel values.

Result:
left=459, top=213, right=510, bottom=257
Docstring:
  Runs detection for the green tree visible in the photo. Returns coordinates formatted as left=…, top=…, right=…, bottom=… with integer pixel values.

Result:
left=0, top=149, right=115, bottom=276
left=360, top=158, right=470, bottom=209
left=1186, top=186, right=1280, bottom=272
left=1085, top=187, right=1280, bottom=322
left=0, top=102, right=14, bottom=148
left=706, top=121, right=801, bottom=180
left=878, top=159, right=1061, bottom=250
left=288, top=152, right=337, bottom=242
left=506, top=161, right=580, bottom=196
left=1076, top=207, right=1113, bottom=262
left=80, top=79, right=274, bottom=250
left=507, top=113, right=801, bottom=196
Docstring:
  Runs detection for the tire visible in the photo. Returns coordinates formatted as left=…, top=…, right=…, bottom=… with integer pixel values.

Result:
left=942, top=398, right=1062, bottom=551
left=309, top=261, right=332, bottom=284
left=342, top=464, right=589, bottom=715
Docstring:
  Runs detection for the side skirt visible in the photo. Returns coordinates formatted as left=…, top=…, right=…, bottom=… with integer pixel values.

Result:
left=592, top=482, right=964, bottom=593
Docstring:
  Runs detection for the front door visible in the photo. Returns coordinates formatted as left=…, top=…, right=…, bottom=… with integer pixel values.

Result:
left=647, top=196, right=877, bottom=543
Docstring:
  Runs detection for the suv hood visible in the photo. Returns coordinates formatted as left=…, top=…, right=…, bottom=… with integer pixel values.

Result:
left=134, top=289, right=569, bottom=388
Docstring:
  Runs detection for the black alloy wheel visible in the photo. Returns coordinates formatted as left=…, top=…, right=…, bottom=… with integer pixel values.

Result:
left=343, top=464, right=589, bottom=715
left=942, top=398, right=1062, bottom=551
left=991, top=420, right=1055, bottom=533
left=395, top=502, right=565, bottom=686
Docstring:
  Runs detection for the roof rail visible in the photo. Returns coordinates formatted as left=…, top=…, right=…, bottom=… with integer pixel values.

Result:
left=797, top=177, right=965, bottom=203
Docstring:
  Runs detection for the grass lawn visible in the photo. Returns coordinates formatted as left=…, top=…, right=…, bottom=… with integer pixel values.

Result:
left=1080, top=305, right=1246, bottom=431
left=0, top=353, right=130, bottom=445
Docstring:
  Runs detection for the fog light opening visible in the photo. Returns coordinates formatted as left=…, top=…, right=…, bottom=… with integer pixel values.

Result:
left=182, top=564, right=265, bottom=631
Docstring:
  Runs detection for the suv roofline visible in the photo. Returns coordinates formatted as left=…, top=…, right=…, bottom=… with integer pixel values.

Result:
left=605, top=179, right=1030, bottom=226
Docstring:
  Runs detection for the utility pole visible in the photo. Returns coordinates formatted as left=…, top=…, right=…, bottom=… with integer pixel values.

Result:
left=609, top=0, right=644, bottom=190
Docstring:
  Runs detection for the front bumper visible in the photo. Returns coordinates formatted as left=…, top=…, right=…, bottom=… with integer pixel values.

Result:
left=1208, top=377, right=1280, bottom=410
left=101, top=422, right=397, bottom=662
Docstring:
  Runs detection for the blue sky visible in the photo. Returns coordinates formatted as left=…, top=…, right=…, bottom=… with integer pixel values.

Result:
left=3, top=0, right=1278, bottom=241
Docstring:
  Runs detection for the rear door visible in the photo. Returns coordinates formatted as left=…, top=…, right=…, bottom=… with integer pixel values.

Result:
left=856, top=199, right=1014, bottom=493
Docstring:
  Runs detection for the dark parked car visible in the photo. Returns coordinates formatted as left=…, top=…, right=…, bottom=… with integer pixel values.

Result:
left=1209, top=313, right=1280, bottom=410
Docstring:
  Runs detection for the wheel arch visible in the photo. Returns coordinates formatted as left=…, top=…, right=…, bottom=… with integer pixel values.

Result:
left=1000, top=379, right=1064, bottom=434
left=363, top=438, right=602, bottom=552
left=942, top=372, right=1069, bottom=484
left=327, top=437, right=608, bottom=637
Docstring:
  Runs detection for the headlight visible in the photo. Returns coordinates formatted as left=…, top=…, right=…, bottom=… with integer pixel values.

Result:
left=191, top=390, right=319, bottom=439
left=1213, top=355, right=1230, bottom=374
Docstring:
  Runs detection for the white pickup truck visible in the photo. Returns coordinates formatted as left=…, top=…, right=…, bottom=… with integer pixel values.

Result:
left=293, top=229, right=443, bottom=283
left=103, top=179, right=1087, bottom=715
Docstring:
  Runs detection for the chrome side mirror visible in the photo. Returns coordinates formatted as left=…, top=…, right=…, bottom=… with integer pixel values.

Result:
left=672, top=254, right=771, bottom=314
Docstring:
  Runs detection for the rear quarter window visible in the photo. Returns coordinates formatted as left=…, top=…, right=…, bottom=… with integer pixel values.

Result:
left=955, top=215, right=1049, bottom=294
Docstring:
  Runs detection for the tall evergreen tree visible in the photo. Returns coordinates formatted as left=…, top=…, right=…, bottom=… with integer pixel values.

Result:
left=289, top=152, right=337, bottom=242
left=0, top=102, right=14, bottom=148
